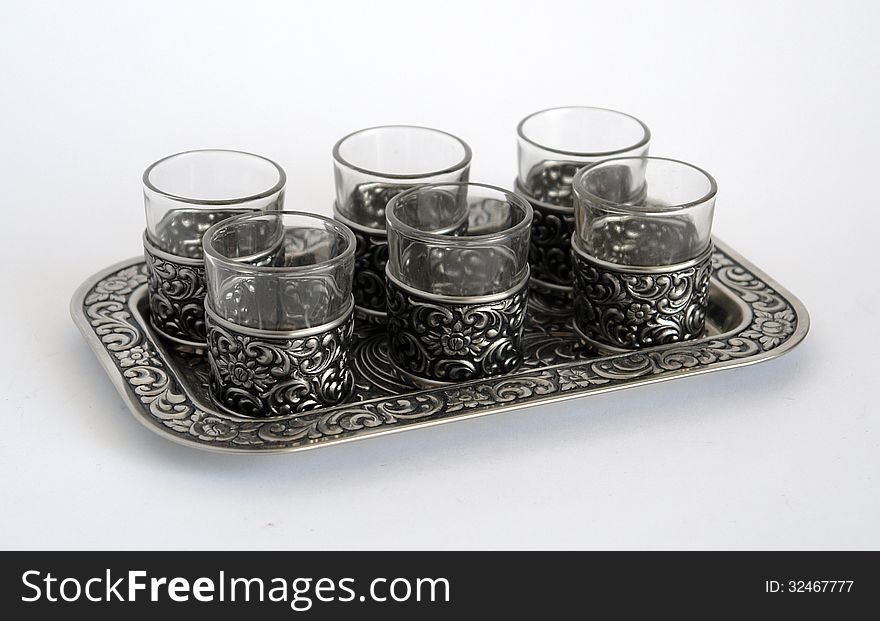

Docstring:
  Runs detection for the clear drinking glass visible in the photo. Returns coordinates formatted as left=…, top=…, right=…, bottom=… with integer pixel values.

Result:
left=142, top=149, right=286, bottom=347
left=517, top=107, right=650, bottom=207
left=572, top=157, right=717, bottom=266
left=570, top=157, right=717, bottom=351
left=384, top=183, right=532, bottom=384
left=144, top=149, right=286, bottom=258
left=515, top=107, right=650, bottom=310
left=203, top=211, right=355, bottom=332
left=386, top=183, right=532, bottom=297
left=332, top=125, right=472, bottom=320
left=333, top=125, right=472, bottom=230
left=202, top=212, right=357, bottom=417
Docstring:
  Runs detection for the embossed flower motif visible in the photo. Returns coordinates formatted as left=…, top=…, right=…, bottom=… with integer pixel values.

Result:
left=445, top=386, right=494, bottom=412
left=114, top=345, right=158, bottom=368
left=214, top=349, right=271, bottom=391
left=230, top=361, right=254, bottom=385
left=557, top=367, right=610, bottom=391
left=86, top=265, right=146, bottom=304
left=426, top=321, right=487, bottom=358
left=191, top=415, right=238, bottom=441
left=626, top=302, right=655, bottom=325
left=742, top=309, right=796, bottom=349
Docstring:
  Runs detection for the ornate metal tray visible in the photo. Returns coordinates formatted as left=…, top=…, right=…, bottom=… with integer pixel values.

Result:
left=70, top=239, right=809, bottom=454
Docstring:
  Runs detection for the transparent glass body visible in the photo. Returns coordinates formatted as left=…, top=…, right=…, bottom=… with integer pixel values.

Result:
left=516, top=107, right=650, bottom=207
left=333, top=126, right=471, bottom=230
left=386, top=183, right=532, bottom=297
left=572, top=157, right=717, bottom=266
left=144, top=150, right=286, bottom=258
left=203, top=212, right=355, bottom=331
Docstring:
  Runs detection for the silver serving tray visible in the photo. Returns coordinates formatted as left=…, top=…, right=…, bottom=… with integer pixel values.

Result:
left=71, top=239, right=809, bottom=454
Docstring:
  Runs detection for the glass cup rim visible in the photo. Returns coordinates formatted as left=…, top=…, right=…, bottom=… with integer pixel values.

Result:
left=573, top=156, right=718, bottom=215
left=386, top=182, right=533, bottom=245
left=202, top=210, right=356, bottom=275
left=332, top=125, right=472, bottom=180
left=143, top=149, right=287, bottom=206
left=516, top=106, right=651, bottom=158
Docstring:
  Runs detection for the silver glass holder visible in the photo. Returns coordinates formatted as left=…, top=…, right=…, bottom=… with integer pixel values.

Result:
left=572, top=239, right=714, bottom=352
left=385, top=268, right=530, bottom=386
left=514, top=180, right=576, bottom=311
left=333, top=205, right=388, bottom=323
left=142, top=231, right=208, bottom=349
left=205, top=298, right=356, bottom=417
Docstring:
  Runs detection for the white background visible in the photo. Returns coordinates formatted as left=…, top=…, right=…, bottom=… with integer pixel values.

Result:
left=1, top=0, right=877, bottom=550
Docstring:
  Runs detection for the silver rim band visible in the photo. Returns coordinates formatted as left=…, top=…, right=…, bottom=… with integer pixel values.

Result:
left=571, top=236, right=715, bottom=274
left=142, top=230, right=206, bottom=266
left=385, top=266, right=531, bottom=305
left=204, top=296, right=355, bottom=339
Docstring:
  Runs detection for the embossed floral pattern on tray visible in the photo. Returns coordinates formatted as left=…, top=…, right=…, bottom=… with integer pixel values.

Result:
left=74, top=241, right=808, bottom=453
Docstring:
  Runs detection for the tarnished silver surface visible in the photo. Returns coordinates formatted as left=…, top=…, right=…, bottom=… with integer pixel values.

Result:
left=71, top=239, right=809, bottom=454
left=143, top=233, right=208, bottom=347
left=520, top=160, right=580, bottom=207
left=206, top=301, right=356, bottom=418
left=385, top=271, right=530, bottom=384
left=572, top=242, right=714, bottom=351
left=514, top=180, right=576, bottom=310
left=333, top=208, right=389, bottom=321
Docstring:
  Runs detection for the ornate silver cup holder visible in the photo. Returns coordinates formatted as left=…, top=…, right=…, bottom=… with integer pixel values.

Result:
left=71, top=238, right=808, bottom=454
